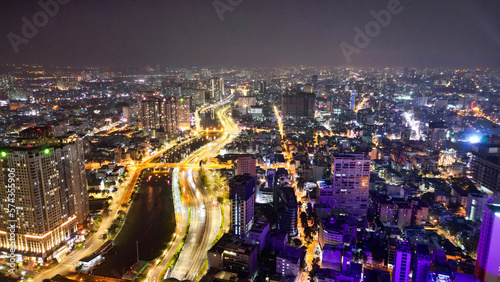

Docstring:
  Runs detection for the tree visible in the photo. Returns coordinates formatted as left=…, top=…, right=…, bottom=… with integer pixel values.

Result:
left=300, top=212, right=308, bottom=228
left=309, top=257, right=321, bottom=280
left=421, top=192, right=435, bottom=205
left=293, top=238, right=302, bottom=247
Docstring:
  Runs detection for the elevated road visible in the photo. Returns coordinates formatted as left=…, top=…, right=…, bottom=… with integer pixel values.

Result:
left=162, top=106, right=237, bottom=281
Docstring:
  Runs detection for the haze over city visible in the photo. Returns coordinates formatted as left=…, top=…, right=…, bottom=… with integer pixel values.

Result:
left=0, top=1, right=500, bottom=282
left=1, top=0, right=500, bottom=67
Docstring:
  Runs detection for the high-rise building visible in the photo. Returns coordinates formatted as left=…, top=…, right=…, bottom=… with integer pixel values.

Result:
left=140, top=96, right=161, bottom=134
left=469, top=136, right=500, bottom=193
left=161, top=98, right=178, bottom=134
left=177, top=97, right=191, bottom=130
left=413, top=244, right=431, bottom=282
left=475, top=203, right=500, bottom=281
left=200, top=68, right=212, bottom=80
left=139, top=97, right=178, bottom=137
left=259, top=81, right=267, bottom=94
left=122, top=105, right=131, bottom=122
left=275, top=187, right=298, bottom=237
left=466, top=192, right=489, bottom=222
left=281, top=92, right=315, bottom=117
left=161, top=81, right=182, bottom=97
left=321, top=154, right=370, bottom=218
left=236, top=156, right=257, bottom=177
left=229, top=174, right=256, bottom=238
left=428, top=122, right=448, bottom=152
left=392, top=241, right=411, bottom=282
left=350, top=90, right=356, bottom=111
left=209, top=77, right=224, bottom=101
left=0, top=136, right=89, bottom=258
left=181, top=81, right=206, bottom=107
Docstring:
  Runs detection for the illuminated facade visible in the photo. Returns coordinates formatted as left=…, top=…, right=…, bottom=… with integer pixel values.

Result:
left=475, top=204, right=500, bottom=281
left=322, top=154, right=370, bottom=218
left=229, top=174, right=255, bottom=239
left=209, top=77, right=224, bottom=101
left=139, top=97, right=178, bottom=137
left=412, top=244, right=431, bottom=282
left=0, top=137, right=88, bottom=258
left=281, top=92, right=315, bottom=117
left=466, top=193, right=488, bottom=222
left=428, top=122, right=448, bottom=152
left=469, top=136, right=500, bottom=193
left=236, top=156, right=257, bottom=177
left=438, top=149, right=458, bottom=167
left=177, top=97, right=191, bottom=130
left=392, top=241, right=411, bottom=282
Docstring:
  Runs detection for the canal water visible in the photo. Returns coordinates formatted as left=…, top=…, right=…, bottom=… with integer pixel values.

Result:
left=92, top=171, right=175, bottom=278
left=92, top=110, right=223, bottom=278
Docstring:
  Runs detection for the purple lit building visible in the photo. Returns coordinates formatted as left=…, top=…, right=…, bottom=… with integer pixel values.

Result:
left=475, top=203, right=500, bottom=281
left=322, top=154, right=370, bottom=218
left=392, top=241, right=411, bottom=282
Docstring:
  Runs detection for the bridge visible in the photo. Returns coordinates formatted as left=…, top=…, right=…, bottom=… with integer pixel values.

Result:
left=140, top=163, right=232, bottom=170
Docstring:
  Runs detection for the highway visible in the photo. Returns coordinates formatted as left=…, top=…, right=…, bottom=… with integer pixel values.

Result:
left=146, top=105, right=236, bottom=281
left=163, top=106, right=237, bottom=281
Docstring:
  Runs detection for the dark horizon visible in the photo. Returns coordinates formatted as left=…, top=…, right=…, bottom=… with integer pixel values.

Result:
left=1, top=0, right=500, bottom=69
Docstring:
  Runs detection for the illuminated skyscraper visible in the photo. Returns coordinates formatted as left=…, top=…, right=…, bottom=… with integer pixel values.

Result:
left=475, top=203, right=500, bottom=281
left=469, top=136, right=500, bottom=194
left=428, top=122, right=448, bottom=151
left=412, top=244, right=431, bottom=282
left=209, top=77, right=224, bottom=101
left=139, top=96, right=178, bottom=137
left=281, top=92, right=315, bottom=117
left=229, top=174, right=256, bottom=238
left=0, top=136, right=88, bottom=258
left=466, top=193, right=489, bottom=222
left=321, top=154, right=370, bottom=218
left=392, top=241, right=411, bottom=282
left=275, top=187, right=298, bottom=237
left=177, top=97, right=191, bottom=130
left=350, top=90, right=356, bottom=111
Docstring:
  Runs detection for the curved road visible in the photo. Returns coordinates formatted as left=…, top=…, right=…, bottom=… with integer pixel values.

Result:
left=159, top=106, right=237, bottom=281
left=146, top=104, right=236, bottom=281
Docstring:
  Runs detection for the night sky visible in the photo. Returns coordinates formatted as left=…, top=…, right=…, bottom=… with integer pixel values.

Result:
left=1, top=0, right=499, bottom=68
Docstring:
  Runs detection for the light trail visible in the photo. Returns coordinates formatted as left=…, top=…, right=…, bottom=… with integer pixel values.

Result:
left=149, top=99, right=237, bottom=281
